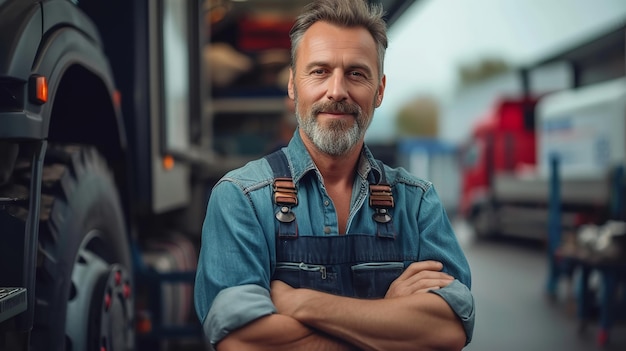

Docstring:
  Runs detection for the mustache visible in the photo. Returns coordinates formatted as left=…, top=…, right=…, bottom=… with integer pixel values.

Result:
left=311, top=101, right=361, bottom=116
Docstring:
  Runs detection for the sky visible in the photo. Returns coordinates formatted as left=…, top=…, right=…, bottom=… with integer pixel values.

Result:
left=368, top=0, right=626, bottom=142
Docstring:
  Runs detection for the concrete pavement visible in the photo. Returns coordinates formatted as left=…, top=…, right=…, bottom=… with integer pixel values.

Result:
left=455, top=219, right=626, bottom=351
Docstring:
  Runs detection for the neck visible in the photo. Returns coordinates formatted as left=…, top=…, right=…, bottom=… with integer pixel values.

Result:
left=300, top=130, right=362, bottom=185
left=304, top=136, right=361, bottom=235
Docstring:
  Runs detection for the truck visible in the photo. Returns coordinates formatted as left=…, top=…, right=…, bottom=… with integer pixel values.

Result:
left=0, top=0, right=414, bottom=350
left=459, top=96, right=539, bottom=238
left=459, top=23, right=626, bottom=241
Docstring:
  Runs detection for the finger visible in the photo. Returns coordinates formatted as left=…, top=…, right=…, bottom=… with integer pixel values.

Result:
left=387, top=281, right=450, bottom=297
left=409, top=275, right=455, bottom=291
left=416, top=278, right=456, bottom=293
left=416, top=286, right=440, bottom=294
left=394, top=269, right=454, bottom=290
left=407, top=277, right=454, bottom=291
left=395, top=261, right=443, bottom=281
left=386, top=276, right=454, bottom=298
left=404, top=270, right=454, bottom=284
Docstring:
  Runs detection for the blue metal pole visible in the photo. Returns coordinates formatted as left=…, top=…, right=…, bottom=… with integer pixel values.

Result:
left=596, top=164, right=626, bottom=346
left=611, top=164, right=624, bottom=220
left=546, top=153, right=561, bottom=297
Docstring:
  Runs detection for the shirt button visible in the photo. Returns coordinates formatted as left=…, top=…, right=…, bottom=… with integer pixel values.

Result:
left=324, top=200, right=330, bottom=206
left=324, top=226, right=331, bottom=234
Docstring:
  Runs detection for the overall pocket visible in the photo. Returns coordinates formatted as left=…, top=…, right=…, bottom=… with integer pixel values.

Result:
left=274, top=262, right=341, bottom=295
left=351, top=262, right=404, bottom=298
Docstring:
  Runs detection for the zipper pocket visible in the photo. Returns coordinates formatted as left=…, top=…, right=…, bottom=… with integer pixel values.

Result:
left=276, top=262, right=327, bottom=279
left=351, top=262, right=404, bottom=271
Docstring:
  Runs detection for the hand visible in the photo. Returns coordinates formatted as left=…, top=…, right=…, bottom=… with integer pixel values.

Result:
left=385, top=260, right=455, bottom=298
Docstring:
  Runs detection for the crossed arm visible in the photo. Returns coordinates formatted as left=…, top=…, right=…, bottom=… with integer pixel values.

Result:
left=217, top=261, right=466, bottom=351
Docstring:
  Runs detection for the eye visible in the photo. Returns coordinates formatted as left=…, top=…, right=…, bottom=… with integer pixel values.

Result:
left=349, top=71, right=366, bottom=78
left=311, top=69, right=326, bottom=75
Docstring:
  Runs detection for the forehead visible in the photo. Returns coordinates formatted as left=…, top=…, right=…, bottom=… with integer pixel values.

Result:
left=296, top=21, right=378, bottom=69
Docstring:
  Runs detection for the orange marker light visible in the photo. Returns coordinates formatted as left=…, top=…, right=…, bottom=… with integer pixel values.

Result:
left=163, top=155, right=175, bottom=170
left=135, top=311, right=153, bottom=334
left=37, top=76, right=48, bottom=103
left=29, top=75, right=48, bottom=104
left=112, top=89, right=122, bottom=110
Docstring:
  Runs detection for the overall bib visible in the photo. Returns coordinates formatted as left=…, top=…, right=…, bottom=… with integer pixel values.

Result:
left=266, top=150, right=406, bottom=298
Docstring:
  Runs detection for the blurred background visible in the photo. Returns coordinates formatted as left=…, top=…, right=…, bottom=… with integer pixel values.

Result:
left=139, top=0, right=626, bottom=349
left=201, top=0, right=626, bottom=349
left=1, top=0, right=625, bottom=350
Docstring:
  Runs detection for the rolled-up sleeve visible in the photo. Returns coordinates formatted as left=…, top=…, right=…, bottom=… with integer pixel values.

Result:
left=194, top=176, right=275, bottom=347
left=415, top=185, right=475, bottom=344
left=430, top=280, right=475, bottom=344
left=204, top=284, right=276, bottom=346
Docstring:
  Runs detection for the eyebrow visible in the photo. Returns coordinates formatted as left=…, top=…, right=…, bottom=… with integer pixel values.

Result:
left=304, top=61, right=375, bottom=77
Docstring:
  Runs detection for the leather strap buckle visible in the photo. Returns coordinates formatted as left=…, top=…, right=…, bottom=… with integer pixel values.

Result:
left=274, top=178, right=297, bottom=206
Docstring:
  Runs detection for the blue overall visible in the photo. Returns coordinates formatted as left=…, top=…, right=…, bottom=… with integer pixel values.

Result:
left=194, top=132, right=474, bottom=348
left=267, top=150, right=404, bottom=298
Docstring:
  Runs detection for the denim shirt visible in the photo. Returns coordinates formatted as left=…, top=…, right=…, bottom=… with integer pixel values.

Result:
left=194, top=131, right=475, bottom=348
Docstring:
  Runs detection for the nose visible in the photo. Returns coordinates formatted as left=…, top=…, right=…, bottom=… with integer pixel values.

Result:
left=326, top=71, right=348, bottom=101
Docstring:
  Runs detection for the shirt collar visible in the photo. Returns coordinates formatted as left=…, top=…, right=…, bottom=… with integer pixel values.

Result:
left=284, top=128, right=385, bottom=185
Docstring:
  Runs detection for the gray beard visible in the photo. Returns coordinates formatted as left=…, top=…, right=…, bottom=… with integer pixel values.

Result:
left=295, top=99, right=369, bottom=156
left=300, top=116, right=361, bottom=156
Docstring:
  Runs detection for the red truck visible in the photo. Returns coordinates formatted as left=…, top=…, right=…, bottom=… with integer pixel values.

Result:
left=459, top=97, right=539, bottom=238
left=459, top=20, right=626, bottom=242
left=460, top=77, right=626, bottom=241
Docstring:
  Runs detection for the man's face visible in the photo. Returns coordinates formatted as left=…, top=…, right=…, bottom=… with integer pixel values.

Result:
left=288, top=21, right=386, bottom=156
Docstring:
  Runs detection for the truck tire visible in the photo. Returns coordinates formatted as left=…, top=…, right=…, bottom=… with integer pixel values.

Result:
left=31, top=145, right=133, bottom=351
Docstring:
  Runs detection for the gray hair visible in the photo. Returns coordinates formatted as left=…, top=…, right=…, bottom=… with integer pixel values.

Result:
left=289, top=0, right=388, bottom=80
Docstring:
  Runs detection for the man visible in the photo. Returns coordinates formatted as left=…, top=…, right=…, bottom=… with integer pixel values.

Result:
left=194, top=0, right=475, bottom=350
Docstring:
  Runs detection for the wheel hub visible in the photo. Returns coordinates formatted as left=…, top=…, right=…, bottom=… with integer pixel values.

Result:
left=94, top=265, right=134, bottom=351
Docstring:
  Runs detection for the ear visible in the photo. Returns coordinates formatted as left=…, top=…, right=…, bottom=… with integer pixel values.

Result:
left=375, top=74, right=386, bottom=107
left=287, top=68, right=295, bottom=100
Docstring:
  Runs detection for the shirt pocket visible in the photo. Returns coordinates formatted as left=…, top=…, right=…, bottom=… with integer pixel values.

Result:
left=274, top=262, right=341, bottom=295
left=351, top=262, right=404, bottom=299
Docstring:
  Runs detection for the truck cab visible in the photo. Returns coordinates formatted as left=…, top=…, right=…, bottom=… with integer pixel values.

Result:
left=460, top=97, right=537, bottom=237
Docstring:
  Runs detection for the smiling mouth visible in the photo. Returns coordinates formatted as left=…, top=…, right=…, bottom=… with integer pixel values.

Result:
left=321, top=111, right=354, bottom=116
left=313, top=101, right=360, bottom=117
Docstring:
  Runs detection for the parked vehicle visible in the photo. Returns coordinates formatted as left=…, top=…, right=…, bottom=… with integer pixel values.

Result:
left=459, top=97, right=540, bottom=238
left=459, top=22, right=626, bottom=241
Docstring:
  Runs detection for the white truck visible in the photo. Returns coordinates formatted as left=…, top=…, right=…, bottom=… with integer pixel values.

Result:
left=486, top=77, right=626, bottom=240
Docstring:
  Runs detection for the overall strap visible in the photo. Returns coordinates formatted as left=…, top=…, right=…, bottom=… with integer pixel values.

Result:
left=370, top=160, right=396, bottom=239
left=266, top=151, right=396, bottom=239
left=265, top=150, right=298, bottom=238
